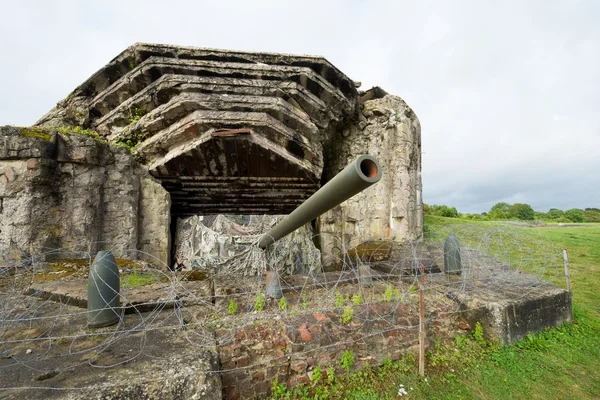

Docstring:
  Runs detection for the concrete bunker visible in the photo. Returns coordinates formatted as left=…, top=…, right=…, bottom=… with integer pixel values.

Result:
left=20, top=42, right=424, bottom=269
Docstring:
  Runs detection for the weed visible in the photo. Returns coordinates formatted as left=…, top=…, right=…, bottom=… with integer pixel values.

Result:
left=254, top=292, right=265, bottom=311
left=340, top=350, right=354, bottom=373
left=301, top=293, right=308, bottom=309
left=228, top=298, right=238, bottom=315
left=352, top=293, right=363, bottom=305
left=310, top=366, right=322, bottom=383
left=342, top=306, right=354, bottom=325
left=271, top=378, right=287, bottom=397
left=473, top=321, right=485, bottom=343
left=278, top=297, right=288, bottom=311
left=384, top=283, right=393, bottom=301
left=326, top=366, right=336, bottom=384
left=334, top=292, right=345, bottom=307
left=455, top=334, right=470, bottom=349
left=128, top=107, right=145, bottom=125
left=114, top=108, right=147, bottom=151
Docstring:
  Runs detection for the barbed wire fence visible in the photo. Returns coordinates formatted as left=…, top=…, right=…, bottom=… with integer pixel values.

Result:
left=0, top=217, right=569, bottom=398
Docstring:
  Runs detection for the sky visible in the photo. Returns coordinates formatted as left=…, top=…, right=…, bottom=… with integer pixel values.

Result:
left=0, top=0, right=598, bottom=213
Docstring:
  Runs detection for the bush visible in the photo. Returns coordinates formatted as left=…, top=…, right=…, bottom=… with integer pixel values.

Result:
left=508, top=203, right=535, bottom=220
left=584, top=208, right=600, bottom=222
left=427, top=204, right=459, bottom=218
left=546, top=208, right=564, bottom=220
left=488, top=202, right=510, bottom=219
left=565, top=208, right=586, bottom=222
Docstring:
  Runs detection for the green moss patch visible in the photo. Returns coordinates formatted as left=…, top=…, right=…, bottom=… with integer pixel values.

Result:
left=20, top=127, right=52, bottom=141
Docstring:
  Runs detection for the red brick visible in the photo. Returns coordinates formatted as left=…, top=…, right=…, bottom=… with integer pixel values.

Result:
left=299, top=324, right=312, bottom=341
left=291, top=360, right=307, bottom=373
left=252, top=381, right=271, bottom=396
left=223, top=385, right=238, bottom=399
left=235, top=355, right=250, bottom=368
left=235, top=330, right=246, bottom=340
left=289, top=374, right=310, bottom=386
left=318, top=352, right=333, bottom=364
left=251, top=371, right=265, bottom=383
left=313, top=312, right=329, bottom=321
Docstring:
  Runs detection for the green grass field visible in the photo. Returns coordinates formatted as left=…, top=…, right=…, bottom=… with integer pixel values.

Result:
left=269, top=217, right=600, bottom=399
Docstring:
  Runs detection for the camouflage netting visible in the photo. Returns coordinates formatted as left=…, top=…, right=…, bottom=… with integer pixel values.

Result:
left=174, top=215, right=321, bottom=276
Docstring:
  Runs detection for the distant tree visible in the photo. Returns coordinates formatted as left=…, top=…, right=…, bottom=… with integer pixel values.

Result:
left=423, top=203, right=432, bottom=215
left=491, top=202, right=510, bottom=212
left=430, top=205, right=459, bottom=218
left=584, top=208, right=600, bottom=223
left=546, top=208, right=564, bottom=220
left=564, top=208, right=586, bottom=223
left=508, top=203, right=535, bottom=220
left=488, top=202, right=510, bottom=219
left=534, top=211, right=547, bottom=220
left=468, top=213, right=485, bottom=220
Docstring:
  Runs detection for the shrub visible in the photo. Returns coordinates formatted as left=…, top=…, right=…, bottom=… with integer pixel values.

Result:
left=565, top=208, right=586, bottom=222
left=508, top=203, right=535, bottom=220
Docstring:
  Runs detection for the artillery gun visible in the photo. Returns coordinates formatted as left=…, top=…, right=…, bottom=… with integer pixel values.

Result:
left=259, top=155, right=382, bottom=297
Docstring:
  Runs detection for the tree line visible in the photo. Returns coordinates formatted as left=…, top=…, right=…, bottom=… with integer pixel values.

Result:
left=424, top=202, right=600, bottom=223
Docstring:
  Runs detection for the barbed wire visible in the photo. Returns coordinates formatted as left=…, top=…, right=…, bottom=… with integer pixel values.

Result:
left=0, top=218, right=568, bottom=398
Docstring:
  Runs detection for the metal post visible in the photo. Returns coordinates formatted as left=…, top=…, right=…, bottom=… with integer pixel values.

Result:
left=419, top=263, right=426, bottom=377
left=563, top=249, right=571, bottom=292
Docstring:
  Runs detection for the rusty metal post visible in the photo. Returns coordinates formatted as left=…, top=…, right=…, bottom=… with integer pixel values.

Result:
left=419, top=262, right=426, bottom=377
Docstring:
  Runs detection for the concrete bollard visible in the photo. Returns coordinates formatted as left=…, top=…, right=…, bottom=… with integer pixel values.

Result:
left=444, top=234, right=462, bottom=275
left=87, top=250, right=121, bottom=328
left=265, top=270, right=283, bottom=299
left=358, top=264, right=373, bottom=287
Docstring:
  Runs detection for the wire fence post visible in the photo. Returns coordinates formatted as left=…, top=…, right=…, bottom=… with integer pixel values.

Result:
left=418, top=262, right=426, bottom=377
left=562, top=249, right=571, bottom=291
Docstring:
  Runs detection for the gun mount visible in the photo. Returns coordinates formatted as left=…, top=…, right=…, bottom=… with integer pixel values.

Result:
left=258, top=155, right=382, bottom=249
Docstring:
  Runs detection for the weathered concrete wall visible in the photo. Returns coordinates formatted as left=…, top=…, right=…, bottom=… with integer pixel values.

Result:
left=138, top=177, right=171, bottom=264
left=455, top=280, right=573, bottom=345
left=0, top=126, right=170, bottom=264
left=319, top=94, right=423, bottom=269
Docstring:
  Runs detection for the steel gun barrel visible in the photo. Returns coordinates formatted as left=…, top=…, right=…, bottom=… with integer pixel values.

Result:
left=258, top=155, right=382, bottom=249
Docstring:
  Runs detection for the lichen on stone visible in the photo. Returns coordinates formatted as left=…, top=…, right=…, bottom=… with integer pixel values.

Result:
left=19, top=127, right=52, bottom=141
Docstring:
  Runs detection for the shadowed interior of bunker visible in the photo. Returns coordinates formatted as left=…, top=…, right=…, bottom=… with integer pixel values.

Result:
left=157, top=129, right=324, bottom=265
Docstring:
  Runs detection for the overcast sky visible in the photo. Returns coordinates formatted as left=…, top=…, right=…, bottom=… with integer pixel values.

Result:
left=1, top=0, right=598, bottom=213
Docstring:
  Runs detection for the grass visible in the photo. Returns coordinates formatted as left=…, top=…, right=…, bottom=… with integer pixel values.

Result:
left=120, top=271, right=156, bottom=288
left=268, top=217, right=600, bottom=399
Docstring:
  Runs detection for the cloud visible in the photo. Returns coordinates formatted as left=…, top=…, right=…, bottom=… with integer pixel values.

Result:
left=0, top=0, right=597, bottom=213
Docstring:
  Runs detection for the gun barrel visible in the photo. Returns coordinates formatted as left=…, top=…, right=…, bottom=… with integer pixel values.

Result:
left=258, top=155, right=382, bottom=249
